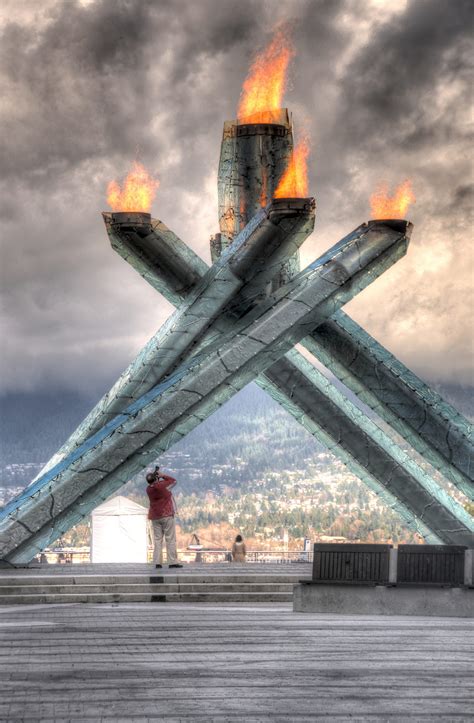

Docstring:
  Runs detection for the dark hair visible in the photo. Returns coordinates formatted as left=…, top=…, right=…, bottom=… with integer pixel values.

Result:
left=235, top=534, right=243, bottom=542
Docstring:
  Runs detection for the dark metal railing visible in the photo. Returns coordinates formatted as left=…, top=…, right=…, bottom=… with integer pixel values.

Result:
left=37, top=548, right=313, bottom=564
left=192, top=550, right=313, bottom=564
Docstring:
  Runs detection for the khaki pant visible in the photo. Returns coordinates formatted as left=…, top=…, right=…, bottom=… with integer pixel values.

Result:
left=151, top=516, right=178, bottom=565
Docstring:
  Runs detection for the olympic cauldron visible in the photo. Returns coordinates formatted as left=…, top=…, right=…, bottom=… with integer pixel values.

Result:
left=1, top=109, right=472, bottom=564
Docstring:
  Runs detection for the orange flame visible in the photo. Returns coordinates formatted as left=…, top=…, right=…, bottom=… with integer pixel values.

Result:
left=370, top=180, right=415, bottom=219
left=274, top=137, right=310, bottom=198
left=107, top=162, right=159, bottom=213
left=238, top=25, right=294, bottom=123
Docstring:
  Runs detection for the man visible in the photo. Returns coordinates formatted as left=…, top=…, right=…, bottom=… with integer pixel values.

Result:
left=146, top=466, right=183, bottom=569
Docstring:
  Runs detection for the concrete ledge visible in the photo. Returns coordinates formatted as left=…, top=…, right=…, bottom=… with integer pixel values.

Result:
left=465, top=549, right=473, bottom=587
left=293, top=582, right=474, bottom=617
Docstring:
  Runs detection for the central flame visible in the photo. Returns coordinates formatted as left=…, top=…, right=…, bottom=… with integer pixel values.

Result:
left=238, top=25, right=294, bottom=123
left=107, top=162, right=159, bottom=213
left=274, top=137, right=310, bottom=198
left=370, top=180, right=415, bottom=219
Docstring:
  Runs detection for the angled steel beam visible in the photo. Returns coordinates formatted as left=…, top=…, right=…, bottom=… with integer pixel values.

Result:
left=303, top=313, right=473, bottom=500
left=258, top=351, right=473, bottom=546
left=0, top=222, right=407, bottom=562
left=104, top=212, right=208, bottom=306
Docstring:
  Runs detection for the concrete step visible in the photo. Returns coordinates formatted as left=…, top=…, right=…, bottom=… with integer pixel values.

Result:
left=0, top=591, right=293, bottom=605
left=0, top=573, right=303, bottom=586
left=0, top=569, right=305, bottom=604
left=0, top=582, right=295, bottom=595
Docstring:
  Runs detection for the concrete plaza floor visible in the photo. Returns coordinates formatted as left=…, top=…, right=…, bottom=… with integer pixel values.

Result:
left=0, top=600, right=473, bottom=721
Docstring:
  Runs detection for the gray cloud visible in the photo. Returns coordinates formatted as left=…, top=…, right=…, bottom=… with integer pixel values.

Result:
left=0, top=0, right=472, bottom=396
left=337, top=0, right=473, bottom=157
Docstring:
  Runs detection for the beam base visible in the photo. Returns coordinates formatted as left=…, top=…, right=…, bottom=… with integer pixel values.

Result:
left=293, top=582, right=474, bottom=617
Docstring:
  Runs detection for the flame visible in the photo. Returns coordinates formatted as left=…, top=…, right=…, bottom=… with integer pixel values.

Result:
left=370, top=180, right=415, bottom=219
left=238, top=25, right=294, bottom=123
left=107, top=162, right=159, bottom=212
left=274, top=137, right=310, bottom=198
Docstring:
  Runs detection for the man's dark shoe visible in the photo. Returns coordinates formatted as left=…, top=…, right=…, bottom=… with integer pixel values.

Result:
left=155, top=564, right=162, bottom=569
left=168, top=564, right=183, bottom=568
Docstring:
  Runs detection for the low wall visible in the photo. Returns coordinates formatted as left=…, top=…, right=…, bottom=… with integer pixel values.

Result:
left=293, top=582, right=474, bottom=617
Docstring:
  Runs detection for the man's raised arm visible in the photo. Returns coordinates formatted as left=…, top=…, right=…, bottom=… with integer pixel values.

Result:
left=160, top=473, right=176, bottom=489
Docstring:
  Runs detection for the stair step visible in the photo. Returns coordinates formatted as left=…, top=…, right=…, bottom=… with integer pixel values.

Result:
left=0, top=591, right=293, bottom=605
left=0, top=574, right=302, bottom=586
left=0, top=582, right=295, bottom=595
left=0, top=567, right=307, bottom=605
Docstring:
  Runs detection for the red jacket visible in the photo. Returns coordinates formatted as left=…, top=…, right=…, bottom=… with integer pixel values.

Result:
left=147, top=475, right=176, bottom=519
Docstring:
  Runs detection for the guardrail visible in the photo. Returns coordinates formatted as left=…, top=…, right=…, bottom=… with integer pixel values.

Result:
left=196, top=550, right=313, bottom=564
left=37, top=549, right=314, bottom=564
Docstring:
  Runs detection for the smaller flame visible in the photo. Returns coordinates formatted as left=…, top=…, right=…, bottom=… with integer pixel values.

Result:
left=107, top=162, right=159, bottom=213
left=370, top=180, right=415, bottom=219
left=274, top=137, right=310, bottom=198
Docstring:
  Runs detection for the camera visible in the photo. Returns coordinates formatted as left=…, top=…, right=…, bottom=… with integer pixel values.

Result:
left=146, top=465, right=161, bottom=484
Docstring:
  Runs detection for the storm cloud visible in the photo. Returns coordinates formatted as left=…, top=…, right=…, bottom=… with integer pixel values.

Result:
left=0, top=0, right=472, bottom=395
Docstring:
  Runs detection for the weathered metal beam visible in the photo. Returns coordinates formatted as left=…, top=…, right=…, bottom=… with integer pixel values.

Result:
left=1, top=223, right=408, bottom=562
left=103, top=211, right=208, bottom=306
left=258, top=351, right=473, bottom=546
left=303, top=312, right=473, bottom=500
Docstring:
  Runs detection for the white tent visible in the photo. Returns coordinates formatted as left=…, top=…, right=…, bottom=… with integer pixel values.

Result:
left=91, top=495, right=148, bottom=563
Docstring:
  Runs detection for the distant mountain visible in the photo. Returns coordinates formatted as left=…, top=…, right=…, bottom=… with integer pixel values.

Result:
left=0, top=389, right=98, bottom=467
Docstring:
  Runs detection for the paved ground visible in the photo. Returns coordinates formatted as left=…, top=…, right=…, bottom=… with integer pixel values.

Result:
left=0, top=601, right=473, bottom=721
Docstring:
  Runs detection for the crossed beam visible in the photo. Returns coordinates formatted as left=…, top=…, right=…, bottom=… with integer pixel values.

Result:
left=1, top=112, right=472, bottom=564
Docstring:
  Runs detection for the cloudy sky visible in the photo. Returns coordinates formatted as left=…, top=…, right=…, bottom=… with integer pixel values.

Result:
left=0, top=0, right=472, bottom=398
